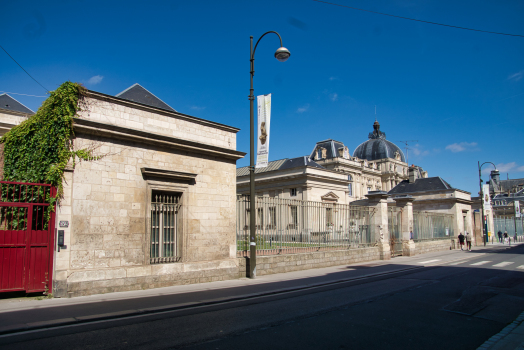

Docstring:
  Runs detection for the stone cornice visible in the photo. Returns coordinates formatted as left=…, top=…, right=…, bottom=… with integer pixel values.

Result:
left=141, top=168, right=197, bottom=182
left=0, top=107, right=33, bottom=117
left=84, top=90, right=240, bottom=133
left=73, top=118, right=246, bottom=161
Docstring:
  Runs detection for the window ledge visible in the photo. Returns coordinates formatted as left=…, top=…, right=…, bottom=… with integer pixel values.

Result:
left=141, top=168, right=197, bottom=182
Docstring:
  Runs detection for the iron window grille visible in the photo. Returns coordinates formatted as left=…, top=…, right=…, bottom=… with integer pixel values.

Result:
left=150, top=192, right=181, bottom=264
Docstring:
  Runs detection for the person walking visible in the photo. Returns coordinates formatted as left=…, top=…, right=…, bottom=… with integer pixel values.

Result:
left=504, top=231, right=508, bottom=244
left=465, top=231, right=472, bottom=251
left=458, top=232, right=465, bottom=250
left=498, top=230, right=503, bottom=243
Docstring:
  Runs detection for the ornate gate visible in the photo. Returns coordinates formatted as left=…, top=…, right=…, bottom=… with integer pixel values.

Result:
left=0, top=181, right=56, bottom=293
left=388, top=207, right=403, bottom=256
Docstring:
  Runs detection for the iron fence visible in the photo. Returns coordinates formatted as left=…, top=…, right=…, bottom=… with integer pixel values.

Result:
left=388, top=206, right=402, bottom=256
left=413, top=211, right=454, bottom=242
left=493, top=215, right=523, bottom=238
left=236, top=195, right=376, bottom=257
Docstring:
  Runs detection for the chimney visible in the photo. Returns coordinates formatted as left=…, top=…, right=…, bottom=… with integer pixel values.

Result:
left=408, top=166, right=417, bottom=183
left=490, top=169, right=500, bottom=186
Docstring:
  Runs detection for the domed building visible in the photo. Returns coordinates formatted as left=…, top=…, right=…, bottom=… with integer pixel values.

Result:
left=353, top=120, right=406, bottom=163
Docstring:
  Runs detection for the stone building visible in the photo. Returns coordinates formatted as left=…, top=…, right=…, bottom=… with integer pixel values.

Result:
left=237, top=120, right=410, bottom=203
left=388, top=166, right=474, bottom=238
left=1, top=85, right=245, bottom=297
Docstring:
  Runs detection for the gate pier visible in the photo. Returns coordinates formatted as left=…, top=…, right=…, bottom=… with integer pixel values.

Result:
left=393, top=195, right=416, bottom=256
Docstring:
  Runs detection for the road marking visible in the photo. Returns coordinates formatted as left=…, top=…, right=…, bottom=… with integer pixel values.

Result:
left=471, top=261, right=491, bottom=266
left=493, top=261, right=514, bottom=267
left=517, top=265, right=524, bottom=270
left=418, top=259, right=440, bottom=264
left=448, top=261, right=465, bottom=266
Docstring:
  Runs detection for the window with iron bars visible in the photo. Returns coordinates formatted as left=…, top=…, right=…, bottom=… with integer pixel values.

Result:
left=150, top=191, right=181, bottom=264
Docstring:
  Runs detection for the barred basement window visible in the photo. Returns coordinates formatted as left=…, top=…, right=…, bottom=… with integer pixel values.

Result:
left=150, top=191, right=181, bottom=264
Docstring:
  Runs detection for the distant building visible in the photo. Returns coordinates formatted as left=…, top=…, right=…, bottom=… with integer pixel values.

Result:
left=0, top=93, right=34, bottom=136
left=237, top=120, right=410, bottom=203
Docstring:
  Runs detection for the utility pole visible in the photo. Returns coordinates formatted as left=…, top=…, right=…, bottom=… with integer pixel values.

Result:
left=398, top=140, right=418, bottom=165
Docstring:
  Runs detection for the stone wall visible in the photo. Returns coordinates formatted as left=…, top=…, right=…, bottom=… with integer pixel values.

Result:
left=238, top=248, right=380, bottom=277
left=414, top=239, right=452, bottom=255
left=52, top=92, right=244, bottom=297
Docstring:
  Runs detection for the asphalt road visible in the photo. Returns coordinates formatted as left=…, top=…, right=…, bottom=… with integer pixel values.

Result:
left=2, top=244, right=524, bottom=350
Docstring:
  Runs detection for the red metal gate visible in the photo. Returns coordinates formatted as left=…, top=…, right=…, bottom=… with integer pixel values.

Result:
left=0, top=181, right=56, bottom=293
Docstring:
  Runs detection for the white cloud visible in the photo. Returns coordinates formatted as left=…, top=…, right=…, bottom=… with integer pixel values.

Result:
left=87, top=75, right=103, bottom=85
left=410, top=144, right=429, bottom=157
left=190, top=106, right=206, bottom=111
left=297, top=104, right=310, bottom=113
left=330, top=93, right=338, bottom=101
left=445, top=142, right=479, bottom=153
left=329, top=76, right=339, bottom=81
left=508, top=70, right=524, bottom=82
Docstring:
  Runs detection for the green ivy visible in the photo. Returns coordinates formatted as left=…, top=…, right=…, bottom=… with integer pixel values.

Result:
left=1, top=81, right=101, bottom=225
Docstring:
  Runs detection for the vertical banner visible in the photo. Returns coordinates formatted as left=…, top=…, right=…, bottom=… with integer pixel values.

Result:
left=515, top=200, right=521, bottom=218
left=256, top=94, right=271, bottom=168
left=482, top=184, right=491, bottom=211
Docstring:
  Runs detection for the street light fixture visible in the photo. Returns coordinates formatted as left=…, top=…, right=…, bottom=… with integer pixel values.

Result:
left=478, top=161, right=497, bottom=246
left=248, top=31, right=290, bottom=279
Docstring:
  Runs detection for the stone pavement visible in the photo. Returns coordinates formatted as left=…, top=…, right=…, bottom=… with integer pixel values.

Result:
left=1, top=241, right=523, bottom=349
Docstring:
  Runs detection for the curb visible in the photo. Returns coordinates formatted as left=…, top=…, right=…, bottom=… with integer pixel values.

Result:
left=477, top=311, right=524, bottom=350
left=0, top=265, right=425, bottom=337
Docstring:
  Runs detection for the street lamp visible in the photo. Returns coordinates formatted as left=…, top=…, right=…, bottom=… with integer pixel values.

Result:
left=478, top=161, right=497, bottom=246
left=248, top=31, right=290, bottom=279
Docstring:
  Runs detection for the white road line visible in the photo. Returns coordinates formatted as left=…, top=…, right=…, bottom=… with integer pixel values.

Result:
left=418, top=259, right=440, bottom=264
left=471, top=261, right=491, bottom=266
left=448, top=261, right=464, bottom=266
left=493, top=262, right=514, bottom=267
left=517, top=265, right=524, bottom=270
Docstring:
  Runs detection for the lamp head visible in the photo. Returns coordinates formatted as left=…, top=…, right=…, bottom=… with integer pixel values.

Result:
left=275, top=47, right=291, bottom=62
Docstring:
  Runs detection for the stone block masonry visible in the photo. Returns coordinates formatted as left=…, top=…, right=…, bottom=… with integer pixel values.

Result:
left=414, top=239, right=452, bottom=255
left=238, top=248, right=380, bottom=277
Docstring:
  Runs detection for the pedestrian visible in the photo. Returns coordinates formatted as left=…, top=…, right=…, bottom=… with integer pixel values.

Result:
left=465, top=231, right=472, bottom=251
left=504, top=231, right=508, bottom=244
left=458, top=232, right=465, bottom=250
left=498, top=230, right=503, bottom=243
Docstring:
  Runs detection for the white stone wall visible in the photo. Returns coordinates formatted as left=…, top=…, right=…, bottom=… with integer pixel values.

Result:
left=78, top=96, right=237, bottom=150
left=53, top=97, right=242, bottom=297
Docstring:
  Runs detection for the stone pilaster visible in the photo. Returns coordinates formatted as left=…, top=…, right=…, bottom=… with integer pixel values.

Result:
left=365, top=191, right=390, bottom=260
left=393, top=195, right=416, bottom=256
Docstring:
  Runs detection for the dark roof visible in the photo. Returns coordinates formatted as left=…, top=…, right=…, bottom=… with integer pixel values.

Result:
left=353, top=120, right=406, bottom=162
left=0, top=94, right=34, bottom=114
left=237, top=156, right=324, bottom=177
left=115, top=84, right=176, bottom=112
left=490, top=178, right=524, bottom=193
left=309, top=139, right=347, bottom=160
left=388, top=177, right=453, bottom=194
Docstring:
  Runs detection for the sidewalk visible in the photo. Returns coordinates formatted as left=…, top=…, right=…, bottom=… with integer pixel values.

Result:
left=1, top=241, right=523, bottom=349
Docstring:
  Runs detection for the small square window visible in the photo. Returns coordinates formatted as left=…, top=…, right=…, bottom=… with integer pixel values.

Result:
left=290, top=188, right=297, bottom=196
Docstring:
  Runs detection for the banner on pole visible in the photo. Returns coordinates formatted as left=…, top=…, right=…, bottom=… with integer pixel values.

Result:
left=256, top=94, right=271, bottom=168
left=515, top=200, right=521, bottom=218
left=482, top=184, right=491, bottom=211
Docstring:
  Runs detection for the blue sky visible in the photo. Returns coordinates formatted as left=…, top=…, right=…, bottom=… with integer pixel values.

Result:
left=1, top=0, right=523, bottom=195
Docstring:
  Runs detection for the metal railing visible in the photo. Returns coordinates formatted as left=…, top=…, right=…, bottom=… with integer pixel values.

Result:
left=388, top=206, right=402, bottom=255
left=413, top=211, right=454, bottom=242
left=493, top=215, right=523, bottom=238
left=236, top=195, right=376, bottom=257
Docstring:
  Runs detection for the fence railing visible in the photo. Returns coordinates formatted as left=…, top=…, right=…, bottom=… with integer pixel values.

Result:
left=413, top=211, right=454, bottom=242
left=236, top=195, right=376, bottom=257
left=388, top=206, right=402, bottom=255
left=493, top=215, right=524, bottom=238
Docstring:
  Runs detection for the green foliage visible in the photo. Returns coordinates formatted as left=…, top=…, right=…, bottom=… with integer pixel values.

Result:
left=1, top=81, right=101, bottom=225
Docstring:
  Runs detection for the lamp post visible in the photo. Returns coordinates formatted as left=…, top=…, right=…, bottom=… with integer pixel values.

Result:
left=248, top=32, right=290, bottom=279
left=478, top=161, right=497, bottom=246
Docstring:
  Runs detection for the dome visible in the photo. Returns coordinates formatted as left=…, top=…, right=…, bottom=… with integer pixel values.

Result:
left=353, top=120, right=406, bottom=162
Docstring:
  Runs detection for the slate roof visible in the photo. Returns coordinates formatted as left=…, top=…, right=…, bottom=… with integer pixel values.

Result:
left=237, top=156, right=324, bottom=177
left=353, top=120, right=406, bottom=162
left=490, top=178, right=524, bottom=194
left=309, top=139, right=346, bottom=159
left=115, top=84, right=176, bottom=112
left=0, top=94, right=34, bottom=115
left=388, top=177, right=453, bottom=195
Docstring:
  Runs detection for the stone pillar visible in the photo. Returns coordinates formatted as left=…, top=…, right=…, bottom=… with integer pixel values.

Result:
left=365, top=191, right=390, bottom=260
left=393, top=195, right=416, bottom=256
